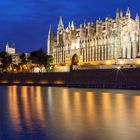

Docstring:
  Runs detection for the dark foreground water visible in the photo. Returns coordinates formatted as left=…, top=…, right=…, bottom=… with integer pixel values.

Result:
left=0, top=86, right=140, bottom=140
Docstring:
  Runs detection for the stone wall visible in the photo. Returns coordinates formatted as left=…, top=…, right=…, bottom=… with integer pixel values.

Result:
left=0, top=68, right=140, bottom=89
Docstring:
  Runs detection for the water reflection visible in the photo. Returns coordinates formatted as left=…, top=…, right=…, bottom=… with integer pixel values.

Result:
left=1, top=87, right=140, bottom=139
left=101, top=93, right=112, bottom=126
left=133, top=96, right=140, bottom=127
left=21, top=86, right=32, bottom=128
left=86, top=92, right=96, bottom=126
left=35, top=86, right=45, bottom=123
left=8, top=86, right=21, bottom=132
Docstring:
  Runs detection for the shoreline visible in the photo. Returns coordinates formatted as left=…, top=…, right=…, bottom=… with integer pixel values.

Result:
left=0, top=68, right=140, bottom=89
left=0, top=83, right=139, bottom=90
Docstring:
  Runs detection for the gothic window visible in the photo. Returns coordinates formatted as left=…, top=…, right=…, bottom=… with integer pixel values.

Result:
left=64, top=51, right=65, bottom=63
left=86, top=45, right=88, bottom=62
left=83, top=49, right=85, bottom=62
left=88, top=47, right=90, bottom=61
left=80, top=48, right=82, bottom=55
left=90, top=47, right=93, bottom=61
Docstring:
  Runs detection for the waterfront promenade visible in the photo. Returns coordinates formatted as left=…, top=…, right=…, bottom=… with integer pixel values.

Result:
left=0, top=68, right=140, bottom=89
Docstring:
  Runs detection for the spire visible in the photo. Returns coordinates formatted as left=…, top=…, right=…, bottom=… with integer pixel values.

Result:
left=135, top=13, right=139, bottom=21
left=6, top=42, right=9, bottom=47
left=116, top=8, right=119, bottom=19
left=48, top=24, right=53, bottom=38
left=126, top=7, right=131, bottom=18
left=68, top=22, right=71, bottom=28
left=6, top=42, right=9, bottom=52
left=84, top=19, right=86, bottom=27
left=71, top=21, right=75, bottom=30
left=58, top=16, right=64, bottom=31
left=59, top=16, right=63, bottom=26
left=47, top=25, right=54, bottom=55
left=48, top=24, right=52, bottom=34
left=135, top=13, right=139, bottom=29
left=120, top=9, right=123, bottom=17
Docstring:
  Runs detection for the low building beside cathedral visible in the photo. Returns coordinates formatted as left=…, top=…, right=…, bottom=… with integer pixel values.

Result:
left=47, top=8, right=140, bottom=68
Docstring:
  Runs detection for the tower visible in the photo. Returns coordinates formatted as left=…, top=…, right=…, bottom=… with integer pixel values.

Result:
left=47, top=25, right=54, bottom=55
left=57, top=16, right=64, bottom=45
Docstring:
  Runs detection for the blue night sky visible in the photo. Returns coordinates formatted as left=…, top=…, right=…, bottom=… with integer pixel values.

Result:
left=0, top=0, right=140, bottom=53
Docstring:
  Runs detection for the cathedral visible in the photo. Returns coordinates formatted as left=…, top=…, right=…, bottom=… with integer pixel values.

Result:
left=47, top=8, right=140, bottom=67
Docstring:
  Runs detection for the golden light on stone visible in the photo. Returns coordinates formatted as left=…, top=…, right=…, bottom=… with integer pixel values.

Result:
left=119, top=60, right=124, bottom=65
left=91, top=61, right=97, bottom=65
left=106, top=60, right=112, bottom=65
left=136, top=60, right=140, bottom=65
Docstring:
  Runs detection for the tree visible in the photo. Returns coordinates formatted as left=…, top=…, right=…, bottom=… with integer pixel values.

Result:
left=12, top=64, right=19, bottom=72
left=0, top=51, right=12, bottom=71
left=19, top=53, right=28, bottom=64
left=45, top=55, right=54, bottom=71
left=29, top=49, right=53, bottom=70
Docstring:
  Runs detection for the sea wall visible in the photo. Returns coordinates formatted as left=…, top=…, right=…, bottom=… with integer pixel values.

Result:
left=0, top=68, right=140, bottom=89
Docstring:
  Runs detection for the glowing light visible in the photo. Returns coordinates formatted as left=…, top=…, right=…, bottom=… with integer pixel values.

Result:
left=40, top=80, right=47, bottom=84
left=117, top=66, right=121, bottom=70
left=23, top=64, right=26, bottom=68
left=13, top=68, right=17, bottom=72
left=119, top=60, right=124, bottom=65
left=13, top=80, right=20, bottom=84
left=91, top=61, right=96, bottom=65
left=106, top=60, right=112, bottom=65
left=1, top=80, right=8, bottom=83
left=26, top=80, right=33, bottom=84
left=54, top=81, right=64, bottom=84
left=136, top=60, right=140, bottom=65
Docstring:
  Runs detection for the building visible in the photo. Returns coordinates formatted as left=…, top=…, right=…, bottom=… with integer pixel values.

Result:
left=5, top=43, right=21, bottom=65
left=6, top=43, right=16, bottom=54
left=48, top=8, right=140, bottom=67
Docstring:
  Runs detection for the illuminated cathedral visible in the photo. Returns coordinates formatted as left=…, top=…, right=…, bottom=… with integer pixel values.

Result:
left=47, top=8, right=140, bottom=67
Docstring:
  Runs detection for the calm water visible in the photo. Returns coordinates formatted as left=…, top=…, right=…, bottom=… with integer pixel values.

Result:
left=0, top=86, right=140, bottom=140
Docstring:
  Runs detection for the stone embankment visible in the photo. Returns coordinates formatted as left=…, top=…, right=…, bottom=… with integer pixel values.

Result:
left=0, top=68, right=140, bottom=89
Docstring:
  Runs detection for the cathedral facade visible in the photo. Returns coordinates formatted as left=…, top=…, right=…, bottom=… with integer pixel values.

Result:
left=47, top=8, right=140, bottom=66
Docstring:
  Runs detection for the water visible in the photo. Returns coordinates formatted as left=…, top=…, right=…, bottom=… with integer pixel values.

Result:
left=0, top=86, right=140, bottom=140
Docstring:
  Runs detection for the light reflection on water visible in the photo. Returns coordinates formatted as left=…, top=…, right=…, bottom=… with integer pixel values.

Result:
left=0, top=86, right=140, bottom=139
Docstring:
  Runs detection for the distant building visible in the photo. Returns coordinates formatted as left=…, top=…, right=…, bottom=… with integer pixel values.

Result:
left=48, top=8, right=140, bottom=67
left=6, top=43, right=16, bottom=54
